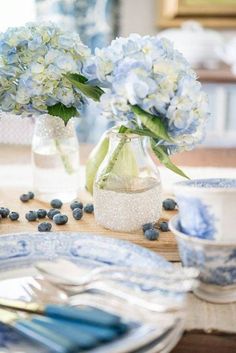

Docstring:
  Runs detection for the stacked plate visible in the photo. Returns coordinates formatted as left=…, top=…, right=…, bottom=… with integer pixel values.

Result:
left=0, top=232, right=187, bottom=353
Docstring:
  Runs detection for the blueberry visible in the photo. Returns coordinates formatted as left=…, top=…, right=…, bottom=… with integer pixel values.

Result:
left=53, top=214, right=68, bottom=225
left=70, top=201, right=83, bottom=210
left=0, top=207, right=10, bottom=218
left=47, top=209, right=60, bottom=220
left=37, top=209, right=47, bottom=219
left=144, top=229, right=159, bottom=241
left=28, top=191, right=35, bottom=200
left=38, top=222, right=52, bottom=232
left=84, top=203, right=94, bottom=214
left=50, top=199, right=63, bottom=209
left=142, top=223, right=154, bottom=233
left=159, top=221, right=169, bottom=232
left=162, top=198, right=177, bottom=211
left=73, top=208, right=83, bottom=220
left=25, top=211, right=37, bottom=222
left=9, top=212, right=19, bottom=221
left=20, top=194, right=30, bottom=202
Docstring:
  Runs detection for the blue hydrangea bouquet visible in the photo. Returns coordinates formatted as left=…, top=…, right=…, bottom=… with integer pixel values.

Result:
left=0, top=22, right=102, bottom=123
left=82, top=34, right=210, bottom=192
left=0, top=24, right=209, bottom=196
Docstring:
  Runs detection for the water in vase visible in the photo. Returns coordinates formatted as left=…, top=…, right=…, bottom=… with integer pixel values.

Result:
left=32, top=136, right=79, bottom=202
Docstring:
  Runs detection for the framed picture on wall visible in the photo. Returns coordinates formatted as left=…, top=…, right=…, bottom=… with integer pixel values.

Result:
left=157, top=0, right=236, bottom=28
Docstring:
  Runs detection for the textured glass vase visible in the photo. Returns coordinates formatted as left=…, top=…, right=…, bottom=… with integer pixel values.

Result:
left=94, top=131, right=162, bottom=232
left=32, top=115, right=80, bottom=202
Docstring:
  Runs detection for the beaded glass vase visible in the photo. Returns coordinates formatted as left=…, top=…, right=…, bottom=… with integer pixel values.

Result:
left=93, top=131, right=162, bottom=232
left=32, top=115, right=80, bottom=202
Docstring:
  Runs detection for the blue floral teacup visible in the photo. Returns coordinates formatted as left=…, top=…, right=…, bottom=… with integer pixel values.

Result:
left=173, top=178, right=236, bottom=242
left=170, top=215, right=236, bottom=303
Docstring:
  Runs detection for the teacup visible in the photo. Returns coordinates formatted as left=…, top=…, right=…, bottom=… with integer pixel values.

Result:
left=173, top=178, right=236, bottom=242
left=170, top=215, right=236, bottom=303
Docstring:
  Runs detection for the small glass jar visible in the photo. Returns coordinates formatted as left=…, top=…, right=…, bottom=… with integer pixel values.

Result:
left=93, top=130, right=162, bottom=232
left=32, top=115, right=80, bottom=202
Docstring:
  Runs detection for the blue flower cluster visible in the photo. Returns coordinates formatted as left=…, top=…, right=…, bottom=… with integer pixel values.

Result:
left=84, top=34, right=210, bottom=152
left=0, top=23, right=91, bottom=116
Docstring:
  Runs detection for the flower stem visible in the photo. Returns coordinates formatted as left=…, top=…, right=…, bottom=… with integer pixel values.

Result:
left=54, top=139, right=74, bottom=175
left=96, top=135, right=127, bottom=189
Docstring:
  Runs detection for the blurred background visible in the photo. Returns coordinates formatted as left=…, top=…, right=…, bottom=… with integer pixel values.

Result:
left=1, top=0, right=236, bottom=150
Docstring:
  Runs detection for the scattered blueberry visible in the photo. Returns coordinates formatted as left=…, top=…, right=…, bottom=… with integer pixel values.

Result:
left=0, top=207, right=10, bottom=218
left=37, top=209, right=47, bottom=219
left=73, top=208, right=83, bottom=220
left=159, top=221, right=169, bottom=232
left=47, top=209, right=60, bottom=220
left=20, top=194, right=30, bottom=203
left=144, top=229, right=159, bottom=241
left=28, top=191, right=35, bottom=200
left=162, top=198, right=177, bottom=211
left=50, top=199, right=63, bottom=209
left=84, top=203, right=94, bottom=214
left=70, top=201, right=83, bottom=210
left=53, top=214, right=68, bottom=225
left=25, top=211, right=38, bottom=222
left=9, top=212, right=19, bottom=221
left=142, top=223, right=154, bottom=233
left=38, top=222, right=52, bottom=232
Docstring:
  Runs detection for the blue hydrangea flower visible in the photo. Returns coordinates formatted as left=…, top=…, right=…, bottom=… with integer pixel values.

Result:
left=85, top=34, right=210, bottom=152
left=0, top=23, right=91, bottom=116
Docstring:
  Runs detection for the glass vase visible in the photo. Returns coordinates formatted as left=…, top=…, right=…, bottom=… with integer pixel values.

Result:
left=32, top=115, right=80, bottom=202
left=93, top=130, right=162, bottom=232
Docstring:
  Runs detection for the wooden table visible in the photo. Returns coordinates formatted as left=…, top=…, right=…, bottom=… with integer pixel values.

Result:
left=1, top=144, right=236, bottom=353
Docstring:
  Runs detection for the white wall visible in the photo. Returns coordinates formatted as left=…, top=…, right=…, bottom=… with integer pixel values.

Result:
left=120, top=0, right=157, bottom=36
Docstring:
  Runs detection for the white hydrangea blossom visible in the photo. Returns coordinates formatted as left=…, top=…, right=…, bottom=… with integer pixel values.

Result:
left=0, top=23, right=91, bottom=116
left=84, top=34, right=210, bottom=152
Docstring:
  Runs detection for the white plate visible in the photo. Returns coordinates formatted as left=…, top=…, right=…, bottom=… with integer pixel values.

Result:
left=0, top=232, right=185, bottom=352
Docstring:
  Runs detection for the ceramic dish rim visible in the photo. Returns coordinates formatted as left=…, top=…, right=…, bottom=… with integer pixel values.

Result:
left=0, top=230, right=172, bottom=268
left=174, top=178, right=236, bottom=194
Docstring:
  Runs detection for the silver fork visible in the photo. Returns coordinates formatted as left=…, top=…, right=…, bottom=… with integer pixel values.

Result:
left=22, top=278, right=68, bottom=304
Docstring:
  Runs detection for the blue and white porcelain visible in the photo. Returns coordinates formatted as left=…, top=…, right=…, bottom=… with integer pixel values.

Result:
left=0, top=231, right=184, bottom=352
left=170, top=215, right=236, bottom=303
left=174, top=178, right=236, bottom=242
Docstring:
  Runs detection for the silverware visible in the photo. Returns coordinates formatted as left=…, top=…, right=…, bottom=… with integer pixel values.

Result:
left=36, top=259, right=199, bottom=285
left=19, top=276, right=185, bottom=315
left=62, top=279, right=186, bottom=313
left=22, top=278, right=68, bottom=304
left=35, top=259, right=199, bottom=294
left=16, top=278, right=185, bottom=353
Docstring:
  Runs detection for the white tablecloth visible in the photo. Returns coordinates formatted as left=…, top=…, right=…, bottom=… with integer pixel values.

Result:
left=1, top=164, right=236, bottom=193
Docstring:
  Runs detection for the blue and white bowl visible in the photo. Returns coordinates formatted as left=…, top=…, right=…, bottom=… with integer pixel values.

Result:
left=170, top=215, right=236, bottom=303
left=173, top=178, right=236, bottom=242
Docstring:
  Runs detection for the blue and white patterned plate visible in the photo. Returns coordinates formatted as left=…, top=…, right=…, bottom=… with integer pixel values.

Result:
left=0, top=232, right=182, bottom=352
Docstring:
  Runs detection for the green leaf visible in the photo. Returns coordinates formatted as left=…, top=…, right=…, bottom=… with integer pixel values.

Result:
left=118, top=125, right=157, bottom=139
left=67, top=73, right=88, bottom=84
left=66, top=73, right=104, bottom=102
left=131, top=105, right=172, bottom=142
left=47, top=103, right=77, bottom=125
left=151, top=139, right=190, bottom=179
